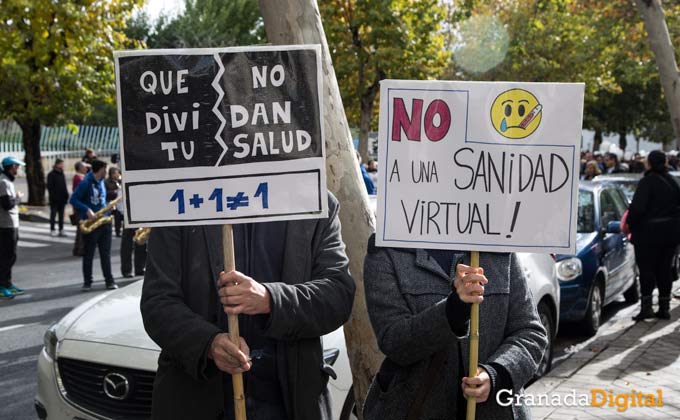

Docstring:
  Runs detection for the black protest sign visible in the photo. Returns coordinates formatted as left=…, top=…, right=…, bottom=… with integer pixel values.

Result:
left=117, top=48, right=322, bottom=170
left=114, top=46, right=327, bottom=228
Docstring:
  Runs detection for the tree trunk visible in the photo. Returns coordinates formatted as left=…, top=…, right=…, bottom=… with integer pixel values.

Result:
left=259, top=1, right=381, bottom=417
left=593, top=128, right=603, bottom=152
left=619, top=130, right=627, bottom=151
left=358, top=93, right=376, bottom=164
left=635, top=0, right=680, bottom=149
left=16, top=118, right=46, bottom=206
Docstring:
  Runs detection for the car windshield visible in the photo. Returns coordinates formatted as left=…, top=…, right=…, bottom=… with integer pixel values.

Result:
left=578, top=190, right=595, bottom=233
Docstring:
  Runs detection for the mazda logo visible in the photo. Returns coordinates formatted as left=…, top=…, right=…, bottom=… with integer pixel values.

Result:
left=103, top=372, right=130, bottom=400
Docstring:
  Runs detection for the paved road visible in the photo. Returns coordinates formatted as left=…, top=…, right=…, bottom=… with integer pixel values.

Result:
left=0, top=220, right=654, bottom=420
left=0, top=221, right=139, bottom=420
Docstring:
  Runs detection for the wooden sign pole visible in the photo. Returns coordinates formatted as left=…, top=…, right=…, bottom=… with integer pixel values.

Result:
left=466, top=250, right=480, bottom=420
left=222, top=225, right=247, bottom=420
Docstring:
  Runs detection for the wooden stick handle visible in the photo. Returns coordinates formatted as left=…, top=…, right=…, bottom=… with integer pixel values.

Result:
left=466, top=251, right=480, bottom=420
left=222, top=225, right=247, bottom=420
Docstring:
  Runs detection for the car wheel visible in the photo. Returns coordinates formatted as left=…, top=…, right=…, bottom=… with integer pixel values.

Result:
left=535, top=301, right=554, bottom=378
left=581, top=282, right=603, bottom=336
left=340, top=385, right=358, bottom=420
left=623, top=265, right=640, bottom=303
left=673, top=247, right=680, bottom=280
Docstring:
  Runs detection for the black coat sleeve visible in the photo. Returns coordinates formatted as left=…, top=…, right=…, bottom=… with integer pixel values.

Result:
left=0, top=195, right=19, bottom=211
left=627, top=176, right=651, bottom=229
left=140, top=227, right=222, bottom=381
left=47, top=172, right=55, bottom=194
left=262, top=195, right=355, bottom=340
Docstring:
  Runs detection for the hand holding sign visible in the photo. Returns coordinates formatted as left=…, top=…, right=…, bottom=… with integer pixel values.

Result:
left=217, top=270, right=272, bottom=316
left=208, top=332, right=252, bottom=375
left=454, top=264, right=487, bottom=304
left=461, top=368, right=491, bottom=403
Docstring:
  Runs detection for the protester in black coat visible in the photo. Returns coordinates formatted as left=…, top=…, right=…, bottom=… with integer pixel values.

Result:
left=627, top=150, right=680, bottom=320
left=140, top=193, right=354, bottom=420
left=46, top=159, right=69, bottom=236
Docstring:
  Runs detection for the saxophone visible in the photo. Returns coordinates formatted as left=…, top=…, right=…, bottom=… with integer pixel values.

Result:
left=79, top=196, right=122, bottom=234
left=133, top=227, right=151, bottom=245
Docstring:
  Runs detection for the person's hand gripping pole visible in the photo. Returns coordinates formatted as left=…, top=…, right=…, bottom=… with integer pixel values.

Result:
left=454, top=252, right=489, bottom=420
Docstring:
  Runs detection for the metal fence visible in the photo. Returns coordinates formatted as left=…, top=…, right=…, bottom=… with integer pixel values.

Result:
left=0, top=120, right=119, bottom=166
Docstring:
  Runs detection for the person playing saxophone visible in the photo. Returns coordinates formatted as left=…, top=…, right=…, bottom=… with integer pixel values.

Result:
left=70, top=159, right=117, bottom=291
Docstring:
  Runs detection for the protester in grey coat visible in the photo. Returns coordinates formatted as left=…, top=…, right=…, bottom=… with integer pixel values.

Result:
left=363, top=238, right=547, bottom=420
left=141, top=193, right=354, bottom=420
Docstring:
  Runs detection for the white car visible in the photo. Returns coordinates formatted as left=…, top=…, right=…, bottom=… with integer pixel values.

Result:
left=35, top=258, right=558, bottom=420
left=34, top=280, right=352, bottom=420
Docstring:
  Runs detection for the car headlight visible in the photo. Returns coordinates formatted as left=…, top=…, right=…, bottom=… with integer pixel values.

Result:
left=556, top=257, right=582, bottom=281
left=43, top=323, right=58, bottom=360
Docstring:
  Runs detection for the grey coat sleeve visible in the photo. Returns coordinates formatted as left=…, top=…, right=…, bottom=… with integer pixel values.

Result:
left=364, top=248, right=459, bottom=366
left=263, top=196, right=355, bottom=340
left=140, top=227, right=222, bottom=381
left=485, top=253, right=548, bottom=392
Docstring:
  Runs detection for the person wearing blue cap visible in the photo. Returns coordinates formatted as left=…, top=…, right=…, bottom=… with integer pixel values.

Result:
left=0, top=156, right=26, bottom=299
left=70, top=159, right=117, bottom=291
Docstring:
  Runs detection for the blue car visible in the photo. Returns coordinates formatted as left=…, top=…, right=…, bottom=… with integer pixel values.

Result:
left=556, top=181, right=639, bottom=335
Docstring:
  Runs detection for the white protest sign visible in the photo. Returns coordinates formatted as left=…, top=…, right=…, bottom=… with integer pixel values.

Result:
left=114, top=45, right=327, bottom=228
left=376, top=80, right=584, bottom=254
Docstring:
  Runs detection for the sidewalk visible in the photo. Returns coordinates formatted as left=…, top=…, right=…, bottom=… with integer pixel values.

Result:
left=529, top=298, right=680, bottom=419
left=14, top=176, right=65, bottom=223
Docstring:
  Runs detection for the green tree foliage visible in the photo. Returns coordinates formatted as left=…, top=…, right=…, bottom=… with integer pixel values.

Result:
left=139, top=0, right=263, bottom=49
left=123, top=9, right=153, bottom=47
left=447, top=0, right=680, bottom=150
left=320, top=0, right=450, bottom=162
left=103, top=0, right=264, bottom=133
left=0, top=0, right=140, bottom=204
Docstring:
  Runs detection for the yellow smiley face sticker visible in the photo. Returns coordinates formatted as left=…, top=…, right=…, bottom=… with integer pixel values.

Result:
left=490, top=89, right=543, bottom=139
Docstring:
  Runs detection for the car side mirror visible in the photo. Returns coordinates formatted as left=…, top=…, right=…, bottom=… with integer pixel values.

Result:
left=606, top=221, right=622, bottom=234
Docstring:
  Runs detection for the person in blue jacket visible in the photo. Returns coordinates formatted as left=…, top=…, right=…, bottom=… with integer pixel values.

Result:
left=69, top=159, right=117, bottom=291
left=356, top=151, right=376, bottom=195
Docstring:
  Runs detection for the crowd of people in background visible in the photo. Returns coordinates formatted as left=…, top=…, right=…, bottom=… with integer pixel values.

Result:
left=580, top=149, right=680, bottom=180
left=0, top=148, right=147, bottom=299
left=3, top=145, right=680, bottom=315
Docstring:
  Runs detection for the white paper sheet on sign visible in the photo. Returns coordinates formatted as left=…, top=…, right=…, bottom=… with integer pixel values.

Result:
left=375, top=80, right=585, bottom=254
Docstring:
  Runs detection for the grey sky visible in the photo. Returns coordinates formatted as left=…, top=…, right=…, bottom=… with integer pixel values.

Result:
left=144, top=0, right=184, bottom=21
